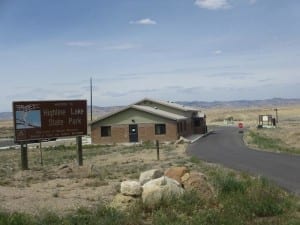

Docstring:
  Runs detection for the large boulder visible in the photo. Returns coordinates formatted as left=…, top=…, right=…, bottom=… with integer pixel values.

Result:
left=181, top=172, right=214, bottom=199
left=164, top=166, right=189, bottom=184
left=120, top=180, right=142, bottom=196
left=142, top=176, right=184, bottom=208
left=139, top=169, right=164, bottom=185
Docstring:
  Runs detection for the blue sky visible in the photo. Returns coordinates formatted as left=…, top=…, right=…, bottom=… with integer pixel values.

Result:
left=0, top=0, right=299, bottom=111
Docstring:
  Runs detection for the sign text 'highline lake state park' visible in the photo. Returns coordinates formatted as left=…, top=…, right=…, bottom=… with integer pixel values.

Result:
left=13, top=100, right=87, bottom=143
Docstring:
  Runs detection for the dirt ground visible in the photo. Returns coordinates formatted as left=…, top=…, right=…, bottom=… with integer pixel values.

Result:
left=0, top=143, right=190, bottom=215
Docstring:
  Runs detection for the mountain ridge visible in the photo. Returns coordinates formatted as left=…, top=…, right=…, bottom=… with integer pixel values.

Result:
left=177, top=98, right=300, bottom=109
left=1, top=98, right=299, bottom=120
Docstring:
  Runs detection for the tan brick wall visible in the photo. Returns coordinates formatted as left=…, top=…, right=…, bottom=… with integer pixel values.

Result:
left=138, top=123, right=178, bottom=143
left=91, top=122, right=179, bottom=144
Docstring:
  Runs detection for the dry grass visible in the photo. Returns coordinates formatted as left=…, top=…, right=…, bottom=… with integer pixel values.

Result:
left=0, top=143, right=191, bottom=215
left=0, top=120, right=13, bottom=138
left=206, top=105, right=300, bottom=152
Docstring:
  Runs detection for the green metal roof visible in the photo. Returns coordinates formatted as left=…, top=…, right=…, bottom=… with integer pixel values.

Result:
left=90, top=104, right=187, bottom=125
left=134, top=98, right=199, bottom=112
left=132, top=105, right=187, bottom=121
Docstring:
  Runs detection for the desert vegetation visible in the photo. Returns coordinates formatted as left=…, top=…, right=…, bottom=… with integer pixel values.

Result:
left=206, top=105, right=300, bottom=154
left=0, top=142, right=299, bottom=225
left=0, top=120, right=13, bottom=138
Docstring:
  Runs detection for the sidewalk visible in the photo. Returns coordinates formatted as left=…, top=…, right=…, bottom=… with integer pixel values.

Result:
left=184, top=130, right=214, bottom=143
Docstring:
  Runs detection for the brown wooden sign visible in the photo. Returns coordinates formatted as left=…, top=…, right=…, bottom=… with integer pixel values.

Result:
left=13, top=100, right=87, bottom=143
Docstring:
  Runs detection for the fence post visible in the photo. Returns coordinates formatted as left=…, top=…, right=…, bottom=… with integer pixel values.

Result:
left=39, top=141, right=43, bottom=166
left=156, top=140, right=160, bottom=161
left=77, top=136, right=83, bottom=166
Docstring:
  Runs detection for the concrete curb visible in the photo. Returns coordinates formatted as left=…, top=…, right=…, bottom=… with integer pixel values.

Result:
left=189, top=130, right=215, bottom=144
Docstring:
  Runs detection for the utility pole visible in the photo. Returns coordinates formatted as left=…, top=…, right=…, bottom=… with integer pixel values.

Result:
left=90, top=77, right=93, bottom=122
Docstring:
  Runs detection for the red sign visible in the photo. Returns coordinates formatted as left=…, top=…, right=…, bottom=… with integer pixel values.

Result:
left=13, top=100, right=87, bottom=143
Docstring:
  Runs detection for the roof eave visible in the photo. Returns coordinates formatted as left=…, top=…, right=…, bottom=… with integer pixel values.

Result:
left=134, top=97, right=199, bottom=112
left=131, top=105, right=187, bottom=121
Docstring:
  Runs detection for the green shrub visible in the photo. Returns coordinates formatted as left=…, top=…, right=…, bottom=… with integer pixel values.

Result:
left=249, top=131, right=283, bottom=150
left=153, top=208, right=184, bottom=225
left=151, top=191, right=207, bottom=225
left=245, top=178, right=292, bottom=217
left=189, top=156, right=201, bottom=164
left=248, top=131, right=300, bottom=154
left=36, top=211, right=61, bottom=225
left=214, top=174, right=246, bottom=195
left=196, top=208, right=242, bottom=225
left=0, top=212, right=34, bottom=225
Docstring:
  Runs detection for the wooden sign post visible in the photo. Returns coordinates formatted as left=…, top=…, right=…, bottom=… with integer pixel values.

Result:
left=21, top=143, right=29, bottom=170
left=12, top=100, right=87, bottom=170
left=77, top=136, right=83, bottom=166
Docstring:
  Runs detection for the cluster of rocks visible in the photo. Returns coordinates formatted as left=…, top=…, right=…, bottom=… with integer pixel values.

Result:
left=111, top=166, right=214, bottom=210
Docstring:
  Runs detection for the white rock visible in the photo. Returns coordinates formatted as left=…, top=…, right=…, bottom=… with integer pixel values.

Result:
left=139, top=169, right=164, bottom=185
left=120, top=180, right=142, bottom=196
left=142, top=176, right=184, bottom=208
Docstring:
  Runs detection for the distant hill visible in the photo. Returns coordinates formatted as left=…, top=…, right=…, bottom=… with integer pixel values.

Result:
left=0, top=112, right=12, bottom=121
left=177, top=98, right=300, bottom=109
left=1, top=98, right=299, bottom=121
left=88, top=105, right=125, bottom=119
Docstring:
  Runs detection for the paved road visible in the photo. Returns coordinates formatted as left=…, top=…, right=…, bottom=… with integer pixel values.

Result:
left=187, top=127, right=300, bottom=195
left=0, top=138, right=14, bottom=148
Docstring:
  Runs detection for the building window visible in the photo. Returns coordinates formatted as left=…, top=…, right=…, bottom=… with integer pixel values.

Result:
left=155, top=124, right=166, bottom=135
left=101, top=126, right=111, bottom=137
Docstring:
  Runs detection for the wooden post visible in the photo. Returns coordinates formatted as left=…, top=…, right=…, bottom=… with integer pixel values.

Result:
left=156, top=140, right=160, bottom=161
left=77, top=136, right=83, bottom=166
left=40, top=141, right=43, bottom=166
left=21, top=143, right=29, bottom=170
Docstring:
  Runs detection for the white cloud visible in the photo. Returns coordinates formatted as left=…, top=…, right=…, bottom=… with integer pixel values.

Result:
left=194, top=0, right=231, bottom=10
left=65, top=41, right=95, bottom=47
left=129, top=18, right=157, bottom=25
left=213, top=50, right=223, bottom=55
left=102, top=43, right=139, bottom=51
